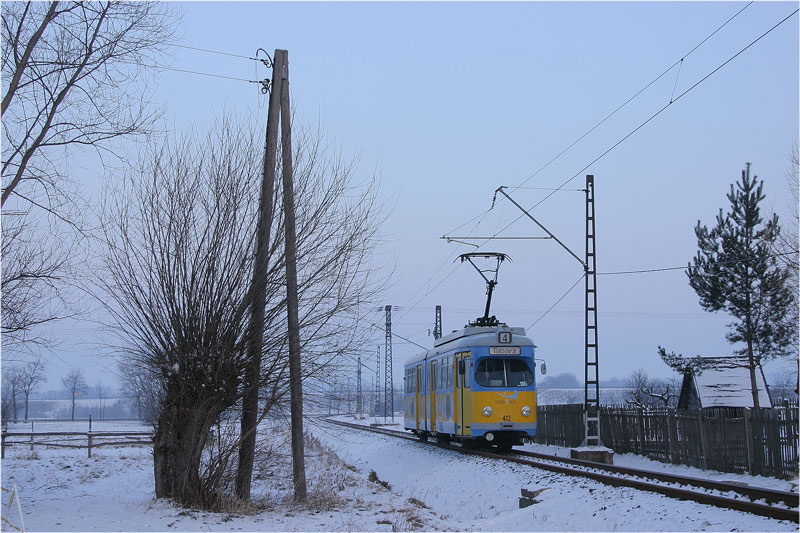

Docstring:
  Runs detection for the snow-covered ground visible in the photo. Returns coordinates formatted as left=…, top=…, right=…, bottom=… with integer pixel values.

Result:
left=0, top=416, right=797, bottom=531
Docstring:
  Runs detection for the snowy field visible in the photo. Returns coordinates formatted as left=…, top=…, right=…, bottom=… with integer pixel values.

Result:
left=1, top=416, right=797, bottom=531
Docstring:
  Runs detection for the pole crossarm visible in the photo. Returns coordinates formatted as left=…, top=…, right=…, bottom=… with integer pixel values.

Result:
left=495, top=186, right=586, bottom=269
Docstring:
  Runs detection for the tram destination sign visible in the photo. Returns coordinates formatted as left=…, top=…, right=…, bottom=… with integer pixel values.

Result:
left=489, top=346, right=521, bottom=355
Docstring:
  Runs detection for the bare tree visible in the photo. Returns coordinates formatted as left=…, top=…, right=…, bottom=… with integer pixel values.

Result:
left=97, top=114, right=385, bottom=508
left=770, top=146, right=799, bottom=355
left=61, top=367, right=86, bottom=420
left=118, top=360, right=161, bottom=424
left=2, top=366, right=23, bottom=420
left=94, top=379, right=110, bottom=419
left=768, top=370, right=798, bottom=403
left=1, top=376, right=12, bottom=422
left=625, top=369, right=678, bottom=408
left=17, top=356, right=46, bottom=420
left=1, top=1, right=176, bottom=349
left=0, top=208, right=74, bottom=353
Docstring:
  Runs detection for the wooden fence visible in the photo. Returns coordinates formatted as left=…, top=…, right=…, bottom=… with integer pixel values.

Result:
left=1, top=430, right=152, bottom=459
left=535, top=402, right=798, bottom=479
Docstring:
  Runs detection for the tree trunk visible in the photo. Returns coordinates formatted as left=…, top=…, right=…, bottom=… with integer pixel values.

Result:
left=746, top=302, right=760, bottom=410
left=153, top=390, right=218, bottom=507
left=747, top=340, right=760, bottom=410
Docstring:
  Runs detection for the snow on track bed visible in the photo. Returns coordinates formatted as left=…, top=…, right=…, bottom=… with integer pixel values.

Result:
left=1, top=416, right=796, bottom=531
left=318, top=417, right=798, bottom=531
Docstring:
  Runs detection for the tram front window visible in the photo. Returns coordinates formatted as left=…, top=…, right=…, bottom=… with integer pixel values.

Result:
left=475, top=358, right=534, bottom=387
left=505, top=359, right=533, bottom=387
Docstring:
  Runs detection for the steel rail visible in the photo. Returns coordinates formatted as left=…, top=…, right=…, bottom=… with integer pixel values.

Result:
left=325, top=419, right=799, bottom=523
left=511, top=448, right=798, bottom=508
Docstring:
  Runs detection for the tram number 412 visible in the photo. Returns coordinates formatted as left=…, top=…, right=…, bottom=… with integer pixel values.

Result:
left=502, top=415, right=512, bottom=422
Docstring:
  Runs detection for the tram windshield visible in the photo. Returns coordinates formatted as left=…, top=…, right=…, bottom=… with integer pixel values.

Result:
left=475, top=358, right=534, bottom=387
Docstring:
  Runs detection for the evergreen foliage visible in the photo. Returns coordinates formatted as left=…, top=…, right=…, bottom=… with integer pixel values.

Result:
left=685, top=163, right=795, bottom=407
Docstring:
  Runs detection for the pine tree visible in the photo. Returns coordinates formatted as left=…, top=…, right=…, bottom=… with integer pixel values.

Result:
left=687, top=163, right=795, bottom=408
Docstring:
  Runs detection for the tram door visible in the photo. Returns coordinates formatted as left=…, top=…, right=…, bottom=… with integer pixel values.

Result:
left=457, top=353, right=472, bottom=436
left=415, top=365, right=422, bottom=430
left=429, top=360, right=436, bottom=432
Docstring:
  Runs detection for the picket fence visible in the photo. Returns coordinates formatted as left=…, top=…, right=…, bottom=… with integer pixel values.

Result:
left=534, top=402, right=799, bottom=479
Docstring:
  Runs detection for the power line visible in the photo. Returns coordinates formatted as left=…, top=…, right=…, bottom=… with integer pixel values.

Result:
left=598, top=251, right=797, bottom=276
left=399, top=207, right=496, bottom=321
left=370, top=322, right=427, bottom=351
left=494, top=6, right=799, bottom=237
left=413, top=4, right=761, bottom=315
left=527, top=274, right=584, bottom=330
left=146, top=63, right=258, bottom=84
left=510, top=1, right=754, bottom=192
left=173, top=43, right=265, bottom=62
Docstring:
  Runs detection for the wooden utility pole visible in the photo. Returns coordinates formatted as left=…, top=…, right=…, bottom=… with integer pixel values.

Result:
left=278, top=49, right=307, bottom=502
left=236, top=50, right=284, bottom=501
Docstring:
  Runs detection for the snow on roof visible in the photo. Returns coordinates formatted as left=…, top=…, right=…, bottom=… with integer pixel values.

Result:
left=693, top=356, right=771, bottom=408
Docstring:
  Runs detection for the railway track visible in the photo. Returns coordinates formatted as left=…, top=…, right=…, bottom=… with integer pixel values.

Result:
left=325, top=418, right=799, bottom=523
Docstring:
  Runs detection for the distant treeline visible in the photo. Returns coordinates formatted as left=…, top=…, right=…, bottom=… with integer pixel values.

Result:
left=10, top=397, right=136, bottom=420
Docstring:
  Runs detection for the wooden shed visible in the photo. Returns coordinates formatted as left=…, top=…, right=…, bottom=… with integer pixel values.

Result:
left=677, top=355, right=772, bottom=409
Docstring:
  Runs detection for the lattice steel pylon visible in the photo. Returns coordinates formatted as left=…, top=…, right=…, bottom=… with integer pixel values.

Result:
left=384, top=305, right=394, bottom=422
left=375, top=345, right=380, bottom=417
left=583, top=174, right=602, bottom=447
left=356, top=356, right=362, bottom=415
left=434, top=305, right=442, bottom=339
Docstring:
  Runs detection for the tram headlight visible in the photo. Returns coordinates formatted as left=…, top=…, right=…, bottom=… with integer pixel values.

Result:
left=521, top=406, right=531, bottom=417
left=482, top=406, right=493, bottom=417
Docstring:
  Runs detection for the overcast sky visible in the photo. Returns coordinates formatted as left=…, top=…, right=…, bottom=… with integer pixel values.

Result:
left=25, top=1, right=799, bottom=393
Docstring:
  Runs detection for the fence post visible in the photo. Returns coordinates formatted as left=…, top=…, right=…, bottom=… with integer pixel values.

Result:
left=743, top=408, right=754, bottom=475
left=667, top=409, right=676, bottom=464
left=698, top=409, right=708, bottom=470
left=1, top=427, right=6, bottom=459
left=88, top=432, right=93, bottom=458
left=636, top=409, right=645, bottom=455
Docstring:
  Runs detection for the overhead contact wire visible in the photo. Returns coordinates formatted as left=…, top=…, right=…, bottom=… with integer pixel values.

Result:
left=497, top=6, right=799, bottom=237
left=527, top=274, right=585, bottom=330
left=511, top=1, right=754, bottom=192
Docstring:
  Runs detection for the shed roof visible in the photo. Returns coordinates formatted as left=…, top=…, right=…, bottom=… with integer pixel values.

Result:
left=691, top=356, right=772, bottom=408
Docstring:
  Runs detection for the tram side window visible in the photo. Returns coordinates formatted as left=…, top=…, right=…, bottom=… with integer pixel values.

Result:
left=405, top=368, right=415, bottom=393
left=449, top=356, right=454, bottom=388
left=447, top=356, right=453, bottom=388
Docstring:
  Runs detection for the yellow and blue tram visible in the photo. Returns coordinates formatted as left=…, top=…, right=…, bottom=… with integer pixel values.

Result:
left=403, top=324, right=538, bottom=449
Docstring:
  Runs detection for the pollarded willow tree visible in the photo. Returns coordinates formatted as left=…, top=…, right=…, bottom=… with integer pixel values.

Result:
left=97, top=115, right=386, bottom=509
left=685, top=163, right=795, bottom=409
left=1, top=1, right=175, bottom=350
